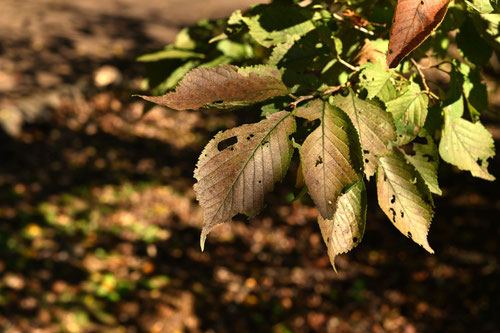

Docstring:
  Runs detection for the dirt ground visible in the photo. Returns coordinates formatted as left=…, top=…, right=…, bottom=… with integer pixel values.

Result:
left=0, top=1, right=499, bottom=333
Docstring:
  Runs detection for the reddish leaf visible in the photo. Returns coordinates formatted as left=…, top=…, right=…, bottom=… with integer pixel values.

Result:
left=387, top=0, right=451, bottom=68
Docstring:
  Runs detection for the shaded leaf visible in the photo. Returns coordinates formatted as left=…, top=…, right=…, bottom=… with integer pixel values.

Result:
left=298, top=100, right=360, bottom=219
left=387, top=0, right=452, bottom=68
left=318, top=180, right=367, bottom=271
left=439, top=96, right=495, bottom=180
left=403, top=131, right=442, bottom=195
left=194, top=111, right=296, bottom=250
left=331, top=92, right=397, bottom=178
left=376, top=151, right=434, bottom=253
left=138, top=65, right=288, bottom=110
left=137, top=47, right=204, bottom=62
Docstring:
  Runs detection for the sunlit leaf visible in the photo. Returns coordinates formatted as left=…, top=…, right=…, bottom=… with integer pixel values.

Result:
left=332, top=92, right=397, bottom=178
left=359, top=62, right=397, bottom=102
left=376, top=151, right=434, bottom=253
left=138, top=65, right=288, bottom=110
left=297, top=100, right=361, bottom=219
left=439, top=96, right=495, bottom=181
left=387, top=0, right=452, bottom=68
left=194, top=111, right=296, bottom=250
left=318, top=180, right=367, bottom=271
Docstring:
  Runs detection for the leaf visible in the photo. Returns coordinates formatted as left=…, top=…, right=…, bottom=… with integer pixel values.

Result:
left=231, top=5, right=316, bottom=48
left=137, top=47, right=204, bottom=62
left=386, top=83, right=429, bottom=144
left=138, top=65, right=288, bottom=110
left=298, top=100, right=361, bottom=219
left=194, top=111, right=296, bottom=250
left=331, top=92, right=397, bottom=179
left=456, top=18, right=493, bottom=66
left=376, top=151, right=434, bottom=253
left=403, top=131, right=442, bottom=195
left=465, top=0, right=495, bottom=13
left=359, top=62, right=397, bottom=103
left=387, top=0, right=452, bottom=68
left=438, top=96, right=495, bottom=181
left=354, top=39, right=389, bottom=66
left=318, top=180, right=367, bottom=271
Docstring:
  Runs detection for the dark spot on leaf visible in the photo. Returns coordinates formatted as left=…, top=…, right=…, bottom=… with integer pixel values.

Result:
left=400, top=143, right=416, bottom=156
left=258, top=180, right=262, bottom=184
left=217, top=136, right=238, bottom=151
left=250, top=134, right=254, bottom=138
left=365, top=159, right=369, bottom=164
left=327, top=237, right=330, bottom=243
left=401, top=211, right=404, bottom=218
left=413, top=136, right=428, bottom=145
left=391, top=195, right=396, bottom=204
left=362, top=74, right=367, bottom=80
left=315, top=156, right=323, bottom=167
left=423, top=154, right=435, bottom=162
left=363, top=149, right=370, bottom=154
left=353, top=237, right=358, bottom=243
left=420, top=1, right=424, bottom=5
left=262, top=140, right=269, bottom=146
left=408, top=231, right=413, bottom=239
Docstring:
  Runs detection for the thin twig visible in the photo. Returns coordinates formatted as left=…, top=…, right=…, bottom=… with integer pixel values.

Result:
left=411, top=59, right=438, bottom=102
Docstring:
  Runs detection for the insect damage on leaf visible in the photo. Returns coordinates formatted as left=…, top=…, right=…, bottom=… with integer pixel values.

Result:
left=387, top=0, right=452, bottom=68
left=138, top=65, right=288, bottom=110
left=317, top=180, right=367, bottom=272
left=194, top=111, right=296, bottom=250
left=376, top=151, right=434, bottom=253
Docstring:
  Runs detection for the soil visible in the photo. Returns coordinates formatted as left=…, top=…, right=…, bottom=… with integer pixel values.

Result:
left=0, top=1, right=499, bottom=333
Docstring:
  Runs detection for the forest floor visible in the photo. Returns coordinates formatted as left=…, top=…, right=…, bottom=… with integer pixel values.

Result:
left=0, top=0, right=499, bottom=332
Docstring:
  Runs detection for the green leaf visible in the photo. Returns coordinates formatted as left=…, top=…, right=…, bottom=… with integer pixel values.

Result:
left=318, top=180, right=367, bottom=271
left=331, top=91, right=397, bottom=179
left=194, top=111, right=296, bottom=250
left=465, top=0, right=495, bottom=13
left=403, top=131, right=442, bottom=195
left=386, top=83, right=429, bottom=144
left=471, top=12, right=500, bottom=52
left=298, top=100, right=361, bottom=219
left=137, top=47, right=204, bottom=62
left=138, top=65, right=289, bottom=110
left=376, top=151, right=434, bottom=253
left=152, top=60, right=199, bottom=95
left=232, top=5, right=316, bottom=48
left=439, top=96, right=496, bottom=181
left=359, top=63, right=397, bottom=102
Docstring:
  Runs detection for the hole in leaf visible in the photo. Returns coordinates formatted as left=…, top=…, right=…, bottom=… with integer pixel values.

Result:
left=391, top=195, right=396, bottom=204
left=420, top=1, right=424, bottom=5
left=400, top=143, right=416, bottom=156
left=213, top=100, right=224, bottom=104
left=363, top=149, right=370, bottom=154
left=353, top=237, right=358, bottom=243
left=327, top=237, right=330, bottom=243
left=401, top=211, right=404, bottom=218
left=364, top=159, right=369, bottom=164
left=232, top=213, right=247, bottom=222
left=477, top=158, right=483, bottom=166
left=217, top=136, right=238, bottom=151
left=258, top=180, right=262, bottom=184
left=315, top=156, right=323, bottom=167
left=407, top=231, right=412, bottom=239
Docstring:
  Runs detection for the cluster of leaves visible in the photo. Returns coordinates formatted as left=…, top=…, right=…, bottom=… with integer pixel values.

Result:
left=138, top=0, right=497, bottom=269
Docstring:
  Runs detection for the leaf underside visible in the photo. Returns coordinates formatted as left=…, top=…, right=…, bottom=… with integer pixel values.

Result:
left=439, top=101, right=496, bottom=181
left=297, top=100, right=361, bottom=219
left=318, top=180, right=367, bottom=271
left=387, top=0, right=452, bottom=68
left=194, top=111, right=296, bottom=250
left=332, top=92, right=397, bottom=179
left=139, top=65, right=288, bottom=110
left=376, top=152, right=434, bottom=253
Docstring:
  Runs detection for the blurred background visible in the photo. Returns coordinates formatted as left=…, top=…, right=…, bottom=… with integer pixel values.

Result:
left=0, top=0, right=499, bottom=332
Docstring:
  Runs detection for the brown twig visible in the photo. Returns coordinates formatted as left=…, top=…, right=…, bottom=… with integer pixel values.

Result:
left=411, top=58, right=439, bottom=102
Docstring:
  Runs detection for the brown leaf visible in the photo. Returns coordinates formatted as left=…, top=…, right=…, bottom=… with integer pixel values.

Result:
left=194, top=111, right=296, bottom=250
left=387, top=0, right=451, bottom=68
left=138, top=65, right=288, bottom=110
left=298, top=100, right=360, bottom=219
